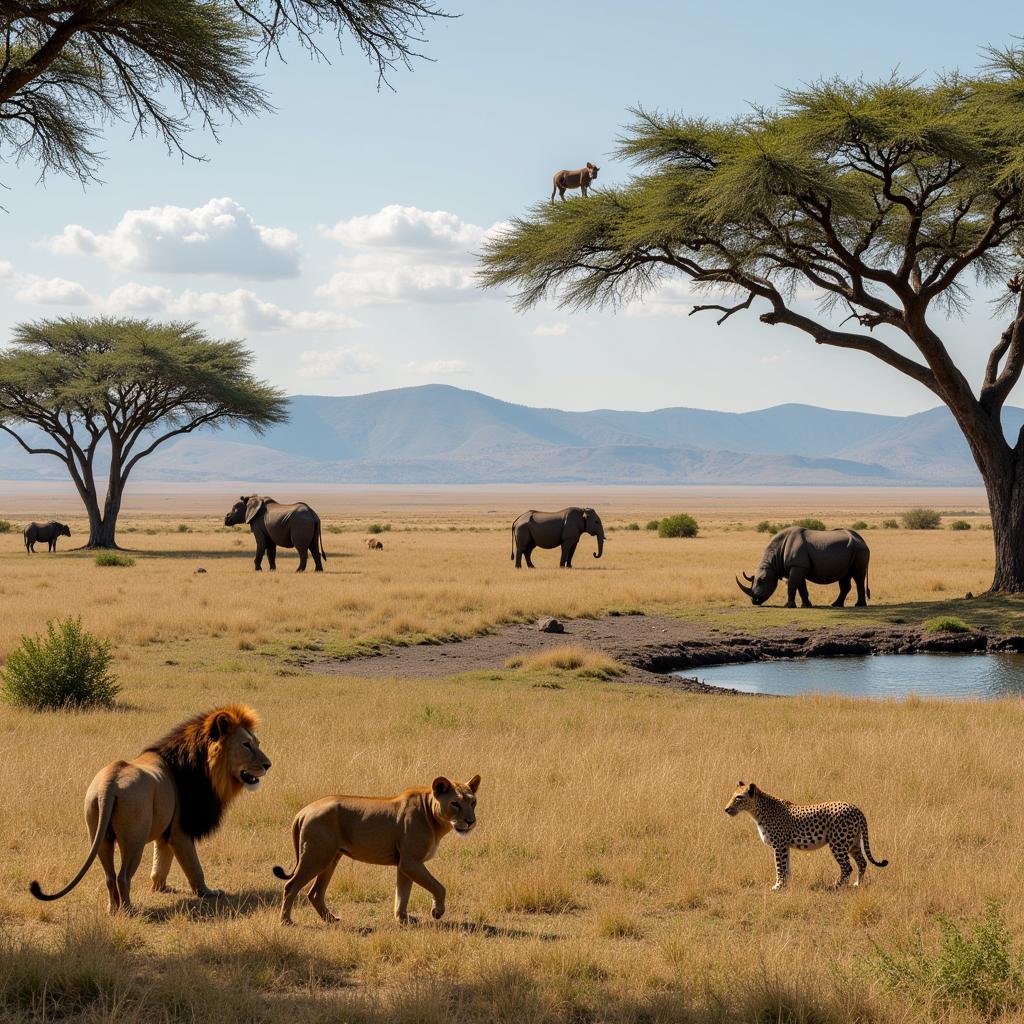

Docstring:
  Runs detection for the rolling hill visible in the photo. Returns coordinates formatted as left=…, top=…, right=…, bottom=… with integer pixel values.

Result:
left=0, top=384, right=1016, bottom=485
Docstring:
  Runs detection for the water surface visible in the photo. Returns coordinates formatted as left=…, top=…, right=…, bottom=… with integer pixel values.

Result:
left=677, top=653, right=1024, bottom=699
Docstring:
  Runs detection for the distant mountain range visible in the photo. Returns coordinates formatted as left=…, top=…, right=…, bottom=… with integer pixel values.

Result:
left=0, top=384, right=1016, bottom=486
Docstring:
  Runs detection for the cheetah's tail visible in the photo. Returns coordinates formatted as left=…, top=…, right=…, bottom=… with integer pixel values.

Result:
left=860, top=826, right=888, bottom=868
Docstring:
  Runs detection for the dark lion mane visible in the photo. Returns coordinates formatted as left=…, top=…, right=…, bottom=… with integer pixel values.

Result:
left=144, top=704, right=259, bottom=840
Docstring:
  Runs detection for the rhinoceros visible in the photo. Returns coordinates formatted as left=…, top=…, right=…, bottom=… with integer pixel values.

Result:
left=736, top=526, right=871, bottom=608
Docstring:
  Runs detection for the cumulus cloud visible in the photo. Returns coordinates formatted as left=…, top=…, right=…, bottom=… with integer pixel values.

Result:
left=404, top=358, right=470, bottom=375
left=15, top=276, right=94, bottom=306
left=529, top=323, right=569, bottom=337
left=47, top=197, right=301, bottom=279
left=298, top=346, right=379, bottom=379
left=318, top=205, right=506, bottom=307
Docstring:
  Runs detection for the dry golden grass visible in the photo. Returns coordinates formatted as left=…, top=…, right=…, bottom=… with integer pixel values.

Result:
left=0, top=488, right=1023, bottom=1022
left=505, top=646, right=628, bottom=678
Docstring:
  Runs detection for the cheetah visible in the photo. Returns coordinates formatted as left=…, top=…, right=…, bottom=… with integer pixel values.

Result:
left=724, top=781, right=888, bottom=891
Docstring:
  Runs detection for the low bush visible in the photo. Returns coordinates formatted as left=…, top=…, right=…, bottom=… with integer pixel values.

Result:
left=949, top=519, right=972, bottom=531
left=925, top=616, right=972, bottom=634
left=644, top=519, right=660, bottom=531
left=1, top=617, right=119, bottom=711
left=367, top=523, right=391, bottom=535
left=902, top=507, right=942, bottom=530
left=755, top=520, right=778, bottom=534
left=176, top=523, right=191, bottom=533
left=0, top=519, right=13, bottom=533
left=658, top=513, right=699, bottom=538
left=868, top=902, right=1023, bottom=1018
left=882, top=518, right=900, bottom=529
left=95, top=552, right=135, bottom=567
left=851, top=520, right=869, bottom=530
left=625, top=522, right=640, bottom=531
left=792, top=517, right=827, bottom=531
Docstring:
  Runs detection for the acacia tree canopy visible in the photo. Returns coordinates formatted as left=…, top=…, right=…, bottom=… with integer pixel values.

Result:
left=480, top=46, right=1024, bottom=592
left=0, top=317, right=288, bottom=547
left=0, top=0, right=450, bottom=183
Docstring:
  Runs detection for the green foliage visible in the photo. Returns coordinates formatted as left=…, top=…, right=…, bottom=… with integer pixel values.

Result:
left=902, top=508, right=942, bottom=530
left=0, top=519, right=12, bottom=533
left=1, top=617, right=118, bottom=711
left=882, top=518, right=900, bottom=529
left=851, top=520, right=869, bottom=530
left=1, top=2, right=450, bottom=185
left=950, top=519, right=972, bottom=531
left=658, top=514, right=698, bottom=538
left=644, top=519, right=660, bottom=531
left=625, top=522, right=640, bottom=531
left=176, top=524, right=192, bottom=533
left=755, top=520, right=781, bottom=534
left=792, top=517, right=826, bottom=531
left=925, top=616, right=972, bottom=634
left=367, top=523, right=392, bottom=535
left=94, top=552, right=135, bottom=567
left=868, top=903, right=1023, bottom=1018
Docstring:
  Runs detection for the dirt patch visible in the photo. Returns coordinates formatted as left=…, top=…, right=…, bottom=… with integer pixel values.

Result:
left=306, top=614, right=1024, bottom=694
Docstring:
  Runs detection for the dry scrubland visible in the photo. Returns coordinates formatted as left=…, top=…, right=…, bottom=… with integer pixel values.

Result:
left=2, top=488, right=1024, bottom=1022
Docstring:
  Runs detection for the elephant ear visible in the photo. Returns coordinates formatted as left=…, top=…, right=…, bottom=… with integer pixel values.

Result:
left=244, top=496, right=267, bottom=524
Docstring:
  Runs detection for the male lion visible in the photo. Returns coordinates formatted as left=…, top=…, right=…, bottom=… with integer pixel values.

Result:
left=273, top=774, right=480, bottom=925
left=30, top=705, right=271, bottom=914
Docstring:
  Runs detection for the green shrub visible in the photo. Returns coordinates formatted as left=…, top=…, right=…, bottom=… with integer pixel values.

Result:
left=755, top=520, right=778, bottom=534
left=882, top=518, right=900, bottom=529
left=902, top=507, right=941, bottom=530
left=792, top=517, right=826, bottom=531
left=367, top=523, right=391, bottom=535
left=645, top=519, right=660, bottom=531
left=176, top=523, right=191, bottom=533
left=925, top=616, right=972, bottom=634
left=0, top=519, right=13, bottom=533
left=658, top=513, right=698, bottom=538
left=1, top=617, right=119, bottom=711
left=851, top=520, right=869, bottom=530
left=94, top=552, right=135, bottom=567
left=950, top=519, right=971, bottom=531
left=625, top=522, right=640, bottom=531
left=869, top=902, right=1023, bottom=1018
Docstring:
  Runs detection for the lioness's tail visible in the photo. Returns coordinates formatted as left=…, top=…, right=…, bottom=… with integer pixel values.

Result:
left=30, top=770, right=119, bottom=901
left=272, top=814, right=302, bottom=880
left=860, top=824, right=888, bottom=868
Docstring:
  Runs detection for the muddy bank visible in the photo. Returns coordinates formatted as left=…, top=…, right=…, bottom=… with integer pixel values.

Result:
left=306, top=614, right=1024, bottom=694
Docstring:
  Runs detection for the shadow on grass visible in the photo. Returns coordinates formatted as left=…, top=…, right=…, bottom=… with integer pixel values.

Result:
left=140, top=886, right=280, bottom=923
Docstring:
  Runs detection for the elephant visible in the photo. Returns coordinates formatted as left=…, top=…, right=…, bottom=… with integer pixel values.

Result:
left=24, top=521, right=71, bottom=553
left=511, top=507, right=605, bottom=568
left=224, top=496, right=327, bottom=572
left=736, top=526, right=871, bottom=608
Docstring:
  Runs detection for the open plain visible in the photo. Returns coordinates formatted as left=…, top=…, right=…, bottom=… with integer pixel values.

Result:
left=3, top=486, right=1024, bottom=1023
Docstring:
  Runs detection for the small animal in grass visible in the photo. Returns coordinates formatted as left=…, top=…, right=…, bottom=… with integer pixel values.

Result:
left=274, top=774, right=480, bottom=925
left=366, top=538, right=384, bottom=550
left=724, top=781, right=888, bottom=891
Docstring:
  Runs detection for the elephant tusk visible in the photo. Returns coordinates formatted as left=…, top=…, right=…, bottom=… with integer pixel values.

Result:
left=736, top=576, right=754, bottom=597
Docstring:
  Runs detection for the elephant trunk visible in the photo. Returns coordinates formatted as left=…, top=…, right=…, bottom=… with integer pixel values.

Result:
left=594, top=533, right=604, bottom=559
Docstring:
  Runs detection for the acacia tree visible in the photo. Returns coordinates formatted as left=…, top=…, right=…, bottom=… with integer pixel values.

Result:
left=481, top=48, right=1024, bottom=593
left=0, top=318, right=287, bottom=548
left=0, top=0, right=449, bottom=184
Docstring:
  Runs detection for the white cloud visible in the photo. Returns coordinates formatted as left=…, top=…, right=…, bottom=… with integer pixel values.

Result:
left=298, top=346, right=378, bottom=379
left=758, top=351, right=788, bottom=365
left=529, top=323, right=569, bottom=337
left=47, top=197, right=301, bottom=280
left=0, top=261, right=14, bottom=280
left=318, top=205, right=506, bottom=307
left=15, top=276, right=94, bottom=306
left=404, top=359, right=470, bottom=375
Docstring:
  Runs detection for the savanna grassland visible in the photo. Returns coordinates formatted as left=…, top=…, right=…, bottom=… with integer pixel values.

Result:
left=3, top=486, right=1024, bottom=1023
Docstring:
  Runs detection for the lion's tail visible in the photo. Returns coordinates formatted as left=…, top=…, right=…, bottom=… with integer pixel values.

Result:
left=30, top=768, right=119, bottom=901
left=272, top=814, right=302, bottom=881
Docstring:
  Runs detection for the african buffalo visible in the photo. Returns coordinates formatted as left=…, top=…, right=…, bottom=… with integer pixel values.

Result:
left=736, top=526, right=870, bottom=608
left=24, top=521, right=71, bottom=553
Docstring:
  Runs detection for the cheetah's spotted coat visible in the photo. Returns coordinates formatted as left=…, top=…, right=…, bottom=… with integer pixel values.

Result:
left=725, top=781, right=888, bottom=890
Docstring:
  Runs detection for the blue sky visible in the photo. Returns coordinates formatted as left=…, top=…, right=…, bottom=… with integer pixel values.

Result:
left=1, top=1, right=1021, bottom=414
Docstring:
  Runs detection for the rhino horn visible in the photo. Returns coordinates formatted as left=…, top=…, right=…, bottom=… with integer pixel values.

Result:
left=735, top=575, right=754, bottom=597
left=742, top=572, right=754, bottom=583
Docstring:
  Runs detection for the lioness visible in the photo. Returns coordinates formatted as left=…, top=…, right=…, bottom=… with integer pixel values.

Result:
left=274, top=774, right=480, bottom=925
left=30, top=705, right=271, bottom=913
left=551, top=162, right=599, bottom=202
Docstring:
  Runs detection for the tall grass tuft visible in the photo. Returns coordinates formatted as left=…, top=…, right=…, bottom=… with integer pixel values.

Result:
left=95, top=552, right=135, bottom=567
left=0, top=519, right=13, bottom=533
left=1, top=617, right=118, bottom=711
